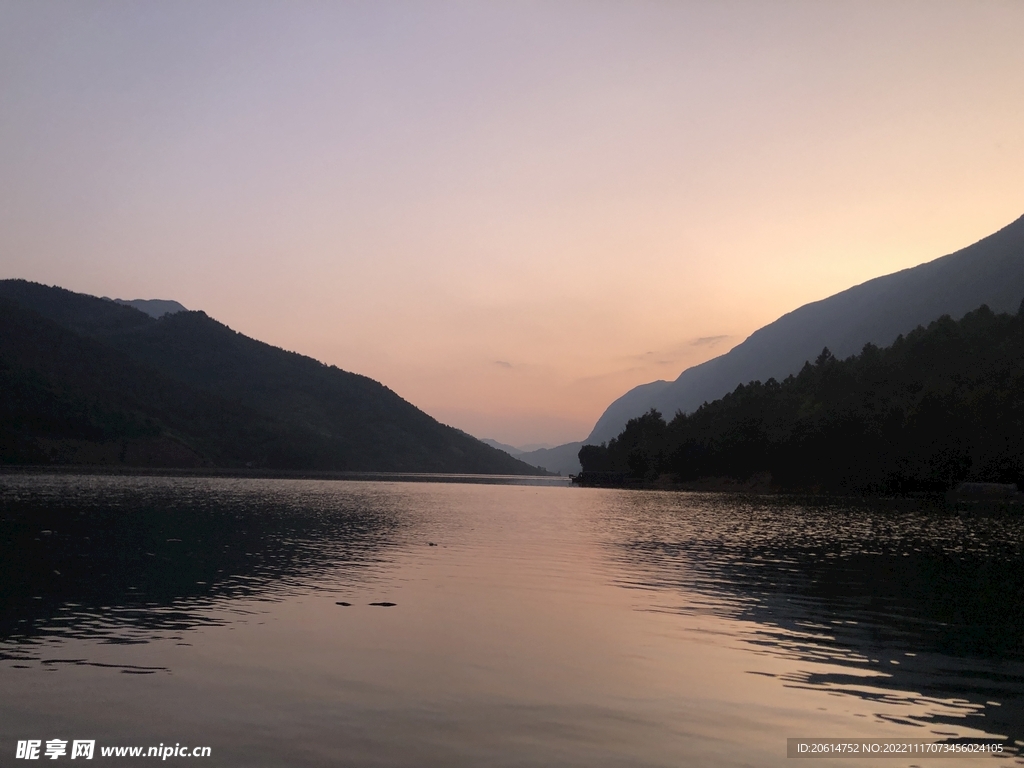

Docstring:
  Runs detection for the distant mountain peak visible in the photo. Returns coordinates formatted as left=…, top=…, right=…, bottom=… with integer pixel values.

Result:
left=480, top=438, right=524, bottom=455
left=110, top=298, right=188, bottom=318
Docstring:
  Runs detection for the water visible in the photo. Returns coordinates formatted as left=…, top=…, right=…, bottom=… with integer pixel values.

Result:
left=1, top=473, right=1023, bottom=766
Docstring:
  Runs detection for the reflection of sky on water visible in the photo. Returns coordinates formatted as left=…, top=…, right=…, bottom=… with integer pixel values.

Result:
left=599, top=491, right=1024, bottom=754
left=4, top=474, right=1024, bottom=765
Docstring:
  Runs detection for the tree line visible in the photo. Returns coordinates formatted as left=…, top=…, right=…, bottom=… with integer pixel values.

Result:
left=579, top=300, right=1024, bottom=492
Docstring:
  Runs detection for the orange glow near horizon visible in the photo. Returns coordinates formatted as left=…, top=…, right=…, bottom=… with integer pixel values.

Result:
left=2, top=2, right=1023, bottom=445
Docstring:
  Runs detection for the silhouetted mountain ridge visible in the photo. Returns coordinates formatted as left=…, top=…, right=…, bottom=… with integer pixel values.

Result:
left=589, top=214, right=1024, bottom=443
left=0, top=280, right=546, bottom=474
left=480, top=438, right=523, bottom=455
left=579, top=301, right=1024, bottom=492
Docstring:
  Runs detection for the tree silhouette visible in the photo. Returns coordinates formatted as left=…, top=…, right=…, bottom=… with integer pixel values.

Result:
left=579, top=300, right=1024, bottom=492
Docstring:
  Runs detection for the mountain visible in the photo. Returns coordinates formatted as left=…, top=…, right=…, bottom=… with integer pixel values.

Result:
left=477, top=438, right=582, bottom=475
left=110, top=298, right=188, bottom=318
left=579, top=301, right=1024, bottom=492
left=0, top=296, right=312, bottom=467
left=517, top=442, right=584, bottom=476
left=0, top=280, right=547, bottom=475
left=517, top=442, right=555, bottom=452
left=587, top=213, right=1024, bottom=444
left=480, top=438, right=523, bottom=455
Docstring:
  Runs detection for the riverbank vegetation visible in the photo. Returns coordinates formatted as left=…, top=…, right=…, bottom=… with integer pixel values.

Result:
left=579, top=301, right=1024, bottom=493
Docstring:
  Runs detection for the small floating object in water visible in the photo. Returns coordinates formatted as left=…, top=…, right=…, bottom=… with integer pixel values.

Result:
left=369, top=602, right=396, bottom=607
left=428, top=542, right=437, bottom=546
left=335, top=602, right=351, bottom=606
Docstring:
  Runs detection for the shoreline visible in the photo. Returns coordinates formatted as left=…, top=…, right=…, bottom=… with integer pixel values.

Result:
left=0, top=464, right=567, bottom=485
left=570, top=471, right=1024, bottom=507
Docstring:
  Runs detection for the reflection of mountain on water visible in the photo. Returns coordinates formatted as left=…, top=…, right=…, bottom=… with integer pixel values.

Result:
left=602, top=493, right=1024, bottom=752
left=0, top=475, right=404, bottom=646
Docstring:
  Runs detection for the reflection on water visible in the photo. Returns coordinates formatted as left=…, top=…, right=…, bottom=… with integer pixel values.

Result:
left=1, top=474, right=1023, bottom=766
left=0, top=475, right=404, bottom=646
left=600, top=492, right=1024, bottom=754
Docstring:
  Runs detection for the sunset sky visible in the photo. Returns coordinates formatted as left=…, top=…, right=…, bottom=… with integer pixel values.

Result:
left=2, top=1, right=1023, bottom=446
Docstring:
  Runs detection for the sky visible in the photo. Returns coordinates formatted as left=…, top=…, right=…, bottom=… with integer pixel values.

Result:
left=2, top=1, right=1023, bottom=447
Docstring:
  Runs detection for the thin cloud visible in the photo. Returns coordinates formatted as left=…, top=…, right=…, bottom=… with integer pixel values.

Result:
left=691, top=335, right=730, bottom=347
left=493, top=360, right=513, bottom=369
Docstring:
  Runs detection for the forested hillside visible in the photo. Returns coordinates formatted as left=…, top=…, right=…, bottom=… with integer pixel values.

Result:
left=579, top=301, right=1024, bottom=492
left=0, top=281, right=545, bottom=474
left=588, top=213, right=1024, bottom=443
